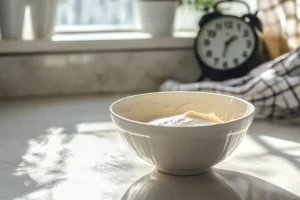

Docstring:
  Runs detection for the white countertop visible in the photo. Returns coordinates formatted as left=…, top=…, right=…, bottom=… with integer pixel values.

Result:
left=0, top=96, right=299, bottom=200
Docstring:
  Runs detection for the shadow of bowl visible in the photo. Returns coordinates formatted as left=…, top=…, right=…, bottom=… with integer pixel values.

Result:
left=121, top=169, right=240, bottom=200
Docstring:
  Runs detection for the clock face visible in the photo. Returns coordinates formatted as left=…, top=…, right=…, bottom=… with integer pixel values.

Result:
left=196, top=16, right=257, bottom=70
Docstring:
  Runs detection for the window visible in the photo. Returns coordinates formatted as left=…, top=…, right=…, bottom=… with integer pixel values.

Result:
left=55, top=0, right=257, bottom=33
left=56, top=0, right=138, bottom=32
left=55, top=0, right=204, bottom=32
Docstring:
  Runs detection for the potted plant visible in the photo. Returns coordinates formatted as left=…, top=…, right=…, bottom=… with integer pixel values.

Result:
left=176, top=0, right=217, bottom=30
left=29, top=0, right=58, bottom=39
left=138, top=0, right=217, bottom=36
left=0, top=0, right=27, bottom=39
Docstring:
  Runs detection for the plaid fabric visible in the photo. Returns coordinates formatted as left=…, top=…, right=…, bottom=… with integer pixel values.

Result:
left=160, top=48, right=300, bottom=118
left=258, top=0, right=298, bottom=57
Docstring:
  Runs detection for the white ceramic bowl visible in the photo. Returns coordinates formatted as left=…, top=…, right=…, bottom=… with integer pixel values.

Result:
left=110, top=92, right=255, bottom=175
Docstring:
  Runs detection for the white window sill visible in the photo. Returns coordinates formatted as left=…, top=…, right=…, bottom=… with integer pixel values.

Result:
left=0, top=31, right=197, bottom=54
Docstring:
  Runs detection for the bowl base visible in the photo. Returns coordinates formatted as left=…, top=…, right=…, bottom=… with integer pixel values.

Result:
left=157, top=167, right=211, bottom=176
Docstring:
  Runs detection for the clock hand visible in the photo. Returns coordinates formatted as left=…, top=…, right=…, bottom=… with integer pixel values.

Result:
left=222, top=43, right=228, bottom=58
left=223, top=36, right=233, bottom=58
left=223, top=35, right=238, bottom=57
left=226, top=35, right=238, bottom=45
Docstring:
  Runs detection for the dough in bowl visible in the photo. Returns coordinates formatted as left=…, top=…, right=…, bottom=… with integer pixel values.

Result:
left=148, top=111, right=224, bottom=127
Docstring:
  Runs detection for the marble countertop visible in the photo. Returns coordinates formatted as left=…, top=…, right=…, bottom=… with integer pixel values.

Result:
left=0, top=96, right=299, bottom=200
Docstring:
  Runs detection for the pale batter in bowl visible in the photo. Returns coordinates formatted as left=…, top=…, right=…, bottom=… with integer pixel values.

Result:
left=148, top=111, right=224, bottom=127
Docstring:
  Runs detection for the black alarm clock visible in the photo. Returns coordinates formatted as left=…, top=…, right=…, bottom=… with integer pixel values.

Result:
left=195, top=0, right=264, bottom=81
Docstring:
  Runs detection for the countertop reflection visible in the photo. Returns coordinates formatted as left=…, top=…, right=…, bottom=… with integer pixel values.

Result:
left=122, top=169, right=240, bottom=200
left=122, top=168, right=298, bottom=200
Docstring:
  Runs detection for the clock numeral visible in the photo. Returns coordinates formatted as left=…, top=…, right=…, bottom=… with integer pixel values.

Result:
left=237, top=23, right=241, bottom=31
left=246, top=40, right=252, bottom=48
left=216, top=23, right=222, bottom=30
left=243, top=30, right=249, bottom=38
left=207, top=30, right=216, bottom=38
left=214, top=57, right=219, bottom=65
left=242, top=51, right=248, bottom=58
left=234, top=58, right=239, bottom=65
left=224, top=21, right=233, bottom=29
left=223, top=61, right=228, bottom=69
left=204, top=39, right=210, bottom=46
left=206, top=50, right=212, bottom=57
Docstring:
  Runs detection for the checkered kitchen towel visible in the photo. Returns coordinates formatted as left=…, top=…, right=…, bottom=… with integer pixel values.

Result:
left=160, top=48, right=300, bottom=119
left=258, top=0, right=300, bottom=52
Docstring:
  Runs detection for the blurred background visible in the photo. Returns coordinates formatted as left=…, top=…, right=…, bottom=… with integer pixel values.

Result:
left=0, top=0, right=294, bottom=97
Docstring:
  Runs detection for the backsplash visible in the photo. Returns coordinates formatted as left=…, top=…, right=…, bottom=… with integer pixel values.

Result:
left=0, top=50, right=200, bottom=98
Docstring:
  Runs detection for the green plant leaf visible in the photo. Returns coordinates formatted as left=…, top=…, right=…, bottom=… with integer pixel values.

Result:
left=194, top=0, right=217, bottom=10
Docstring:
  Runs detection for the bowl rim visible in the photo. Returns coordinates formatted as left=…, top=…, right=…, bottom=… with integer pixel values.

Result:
left=110, top=91, right=255, bottom=128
